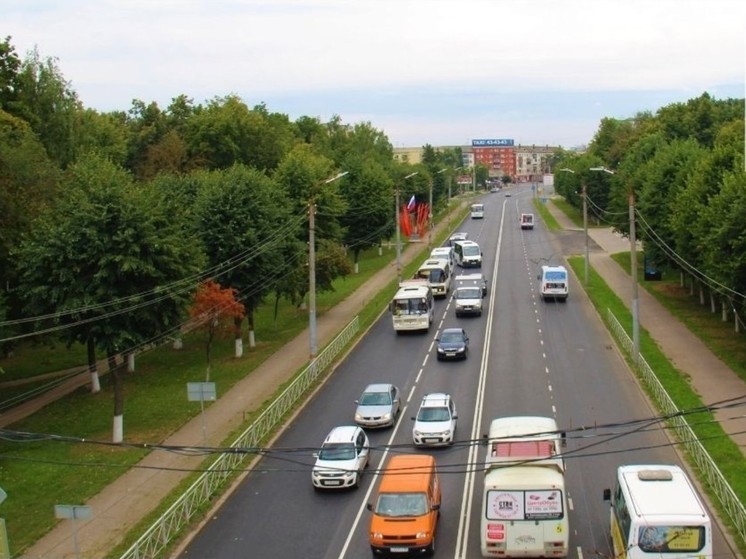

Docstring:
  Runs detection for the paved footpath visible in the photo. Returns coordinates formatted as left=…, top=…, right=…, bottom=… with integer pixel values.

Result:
left=18, top=197, right=746, bottom=558
left=546, top=201, right=746, bottom=454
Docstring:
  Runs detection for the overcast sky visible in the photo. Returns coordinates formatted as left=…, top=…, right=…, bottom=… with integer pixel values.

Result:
left=5, top=0, right=745, bottom=149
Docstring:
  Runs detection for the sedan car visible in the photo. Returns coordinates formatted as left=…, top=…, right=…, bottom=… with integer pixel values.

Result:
left=312, top=425, right=369, bottom=490
left=412, top=393, right=457, bottom=446
left=436, top=327, right=469, bottom=360
left=354, top=383, right=400, bottom=428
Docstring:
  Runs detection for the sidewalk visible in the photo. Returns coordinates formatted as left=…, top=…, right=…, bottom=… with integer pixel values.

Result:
left=545, top=201, right=746, bottom=454
left=18, top=203, right=469, bottom=559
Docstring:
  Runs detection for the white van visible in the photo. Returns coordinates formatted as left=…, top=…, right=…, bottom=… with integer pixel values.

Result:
left=453, top=240, right=482, bottom=268
left=414, top=258, right=451, bottom=298
left=471, top=203, right=485, bottom=219
left=538, top=265, right=568, bottom=301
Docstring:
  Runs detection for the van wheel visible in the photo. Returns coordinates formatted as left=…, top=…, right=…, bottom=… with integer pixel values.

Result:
left=426, top=535, right=436, bottom=556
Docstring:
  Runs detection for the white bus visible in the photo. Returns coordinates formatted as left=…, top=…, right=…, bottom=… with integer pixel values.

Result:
left=481, top=416, right=568, bottom=558
left=471, top=203, right=485, bottom=219
left=603, top=465, right=712, bottom=559
left=414, top=258, right=451, bottom=298
left=454, top=240, right=482, bottom=268
left=389, top=280, right=434, bottom=333
left=538, top=265, right=568, bottom=301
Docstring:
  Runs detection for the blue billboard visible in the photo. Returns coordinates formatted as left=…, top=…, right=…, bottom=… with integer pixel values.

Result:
left=472, top=139, right=514, bottom=147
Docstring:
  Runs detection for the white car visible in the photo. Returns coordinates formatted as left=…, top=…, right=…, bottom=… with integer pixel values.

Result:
left=448, top=231, right=468, bottom=246
left=411, top=393, right=457, bottom=446
left=312, top=425, right=369, bottom=489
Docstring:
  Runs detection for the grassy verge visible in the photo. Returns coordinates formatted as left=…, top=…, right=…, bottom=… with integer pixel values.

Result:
left=0, top=201, right=471, bottom=556
left=567, top=256, right=746, bottom=555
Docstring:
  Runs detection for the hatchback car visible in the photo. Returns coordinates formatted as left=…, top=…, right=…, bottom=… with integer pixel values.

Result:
left=411, top=393, right=458, bottom=446
left=312, top=425, right=370, bottom=490
left=436, top=327, right=469, bottom=360
left=354, top=383, right=400, bottom=428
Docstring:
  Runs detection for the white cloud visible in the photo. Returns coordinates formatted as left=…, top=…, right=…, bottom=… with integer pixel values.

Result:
left=5, top=0, right=745, bottom=145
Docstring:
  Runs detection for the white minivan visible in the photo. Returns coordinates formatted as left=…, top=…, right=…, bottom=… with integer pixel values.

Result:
left=430, top=246, right=454, bottom=269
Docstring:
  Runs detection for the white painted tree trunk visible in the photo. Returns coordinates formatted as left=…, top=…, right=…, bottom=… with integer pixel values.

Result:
left=248, top=329, right=256, bottom=348
left=354, top=262, right=359, bottom=274
left=173, top=337, right=183, bottom=350
left=127, top=352, right=135, bottom=373
left=89, top=371, right=101, bottom=393
left=113, top=414, right=123, bottom=443
left=235, top=338, right=243, bottom=358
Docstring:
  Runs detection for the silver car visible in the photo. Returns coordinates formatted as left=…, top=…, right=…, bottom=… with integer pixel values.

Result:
left=354, top=383, right=400, bottom=428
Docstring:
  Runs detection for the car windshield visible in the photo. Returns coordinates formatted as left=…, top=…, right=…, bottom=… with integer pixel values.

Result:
left=360, top=391, right=391, bottom=406
left=440, top=332, right=463, bottom=343
left=417, top=407, right=450, bottom=422
left=318, top=443, right=356, bottom=461
left=463, top=246, right=480, bottom=256
left=375, top=492, right=428, bottom=517
left=457, top=288, right=481, bottom=299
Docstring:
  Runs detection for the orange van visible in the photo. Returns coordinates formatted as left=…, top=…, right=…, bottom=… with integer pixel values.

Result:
left=367, top=454, right=441, bottom=556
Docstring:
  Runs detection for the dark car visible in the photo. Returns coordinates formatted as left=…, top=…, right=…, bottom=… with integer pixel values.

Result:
left=436, top=328, right=469, bottom=361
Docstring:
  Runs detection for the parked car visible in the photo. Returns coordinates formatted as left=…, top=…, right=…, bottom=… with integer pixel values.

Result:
left=354, top=383, right=401, bottom=428
left=436, top=327, right=469, bottom=360
left=312, top=425, right=370, bottom=490
left=412, top=393, right=458, bottom=446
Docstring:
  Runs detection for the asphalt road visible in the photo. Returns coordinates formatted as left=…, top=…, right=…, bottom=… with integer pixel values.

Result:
left=178, top=186, right=734, bottom=559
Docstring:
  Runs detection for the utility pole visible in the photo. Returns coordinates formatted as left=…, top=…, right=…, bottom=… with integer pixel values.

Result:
left=629, top=190, right=640, bottom=362
left=582, top=182, right=588, bottom=285
left=395, top=187, right=401, bottom=284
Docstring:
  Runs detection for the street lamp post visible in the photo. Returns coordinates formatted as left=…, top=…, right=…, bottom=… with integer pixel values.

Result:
left=309, top=170, right=348, bottom=358
left=591, top=166, right=639, bottom=360
left=430, top=169, right=447, bottom=248
left=396, top=172, right=418, bottom=283
left=558, top=168, right=589, bottom=285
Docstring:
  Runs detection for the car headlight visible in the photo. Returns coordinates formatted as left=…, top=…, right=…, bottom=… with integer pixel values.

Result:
left=456, top=347, right=465, bottom=353
left=416, top=531, right=430, bottom=538
left=371, top=532, right=384, bottom=541
left=382, top=412, right=392, bottom=421
left=354, top=412, right=364, bottom=421
left=413, top=430, right=422, bottom=437
left=442, top=430, right=451, bottom=437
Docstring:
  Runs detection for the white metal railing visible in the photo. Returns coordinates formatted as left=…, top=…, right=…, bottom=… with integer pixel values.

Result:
left=606, top=309, right=746, bottom=546
left=119, top=316, right=360, bottom=559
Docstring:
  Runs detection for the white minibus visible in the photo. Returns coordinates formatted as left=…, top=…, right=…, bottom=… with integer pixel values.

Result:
left=471, top=203, right=485, bottom=219
left=603, top=464, right=712, bottom=559
left=538, top=265, right=568, bottom=301
left=414, top=258, right=451, bottom=298
left=453, top=240, right=482, bottom=268
left=389, top=280, right=434, bottom=333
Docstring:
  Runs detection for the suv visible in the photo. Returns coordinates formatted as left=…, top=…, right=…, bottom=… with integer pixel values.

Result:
left=411, top=393, right=457, bottom=446
left=312, top=425, right=369, bottom=489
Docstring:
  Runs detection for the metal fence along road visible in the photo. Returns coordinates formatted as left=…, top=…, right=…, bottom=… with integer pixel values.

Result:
left=119, top=316, right=361, bottom=559
left=606, top=309, right=746, bottom=549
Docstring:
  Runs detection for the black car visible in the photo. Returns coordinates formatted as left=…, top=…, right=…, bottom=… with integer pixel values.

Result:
left=436, top=327, right=469, bottom=361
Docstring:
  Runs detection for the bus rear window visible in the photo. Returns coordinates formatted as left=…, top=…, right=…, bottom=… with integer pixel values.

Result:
left=637, top=526, right=706, bottom=553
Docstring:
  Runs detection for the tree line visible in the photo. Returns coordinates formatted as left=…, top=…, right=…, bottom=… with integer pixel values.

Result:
left=553, top=93, right=745, bottom=328
left=0, top=37, right=463, bottom=440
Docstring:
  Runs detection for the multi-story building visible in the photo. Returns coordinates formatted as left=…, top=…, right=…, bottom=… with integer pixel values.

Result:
left=393, top=141, right=561, bottom=183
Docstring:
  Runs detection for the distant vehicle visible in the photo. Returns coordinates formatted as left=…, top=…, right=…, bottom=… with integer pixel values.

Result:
left=436, top=327, right=469, bottom=360
left=453, top=240, right=482, bottom=268
left=505, top=192, right=512, bottom=197
left=414, top=258, right=451, bottom=298
left=390, top=280, right=433, bottom=333
left=520, top=213, right=534, bottom=230
left=430, top=246, right=455, bottom=269
left=470, top=203, right=485, bottom=219
left=449, top=231, right=468, bottom=245
left=538, top=265, right=569, bottom=301
left=354, top=383, right=400, bottom=428
left=490, top=186, right=500, bottom=193
left=411, top=393, right=457, bottom=446
left=312, top=425, right=369, bottom=490
left=454, top=272, right=488, bottom=297
left=603, top=464, right=712, bottom=559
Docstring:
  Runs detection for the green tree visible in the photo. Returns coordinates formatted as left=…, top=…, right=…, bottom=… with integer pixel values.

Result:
left=17, top=154, right=205, bottom=441
left=192, top=164, right=296, bottom=351
left=0, top=36, right=21, bottom=112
